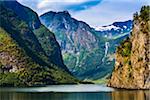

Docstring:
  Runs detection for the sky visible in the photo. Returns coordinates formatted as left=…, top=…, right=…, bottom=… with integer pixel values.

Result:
left=17, top=0, right=149, bottom=27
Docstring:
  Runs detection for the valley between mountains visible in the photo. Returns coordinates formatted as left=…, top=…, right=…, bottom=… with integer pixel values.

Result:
left=0, top=0, right=149, bottom=89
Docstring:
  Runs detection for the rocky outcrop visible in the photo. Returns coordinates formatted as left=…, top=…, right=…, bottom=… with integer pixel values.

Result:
left=108, top=6, right=150, bottom=89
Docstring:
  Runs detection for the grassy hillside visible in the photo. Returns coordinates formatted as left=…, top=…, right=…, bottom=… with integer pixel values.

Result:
left=0, top=1, right=78, bottom=87
left=0, top=27, right=78, bottom=87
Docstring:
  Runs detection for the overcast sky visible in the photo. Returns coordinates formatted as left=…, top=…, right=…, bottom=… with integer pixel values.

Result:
left=17, top=0, right=149, bottom=27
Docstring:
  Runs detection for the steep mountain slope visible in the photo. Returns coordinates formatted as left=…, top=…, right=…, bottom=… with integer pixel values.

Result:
left=108, top=6, right=150, bottom=89
left=2, top=1, right=68, bottom=71
left=40, top=11, right=132, bottom=79
left=0, top=1, right=77, bottom=86
left=40, top=11, right=110, bottom=79
left=40, top=11, right=99, bottom=53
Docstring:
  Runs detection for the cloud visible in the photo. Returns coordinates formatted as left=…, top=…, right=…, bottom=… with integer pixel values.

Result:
left=73, top=0, right=149, bottom=27
left=67, top=1, right=100, bottom=12
left=37, top=0, right=94, bottom=9
left=17, top=0, right=149, bottom=27
left=17, top=0, right=100, bottom=15
left=36, top=0, right=101, bottom=15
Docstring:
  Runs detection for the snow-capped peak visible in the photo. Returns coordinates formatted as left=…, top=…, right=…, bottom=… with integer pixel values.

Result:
left=95, top=25, right=120, bottom=31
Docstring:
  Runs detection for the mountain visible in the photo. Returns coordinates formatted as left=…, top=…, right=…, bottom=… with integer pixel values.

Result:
left=40, top=11, right=99, bottom=53
left=95, top=20, right=133, bottom=41
left=1, top=0, right=69, bottom=72
left=95, top=20, right=132, bottom=36
left=40, top=11, right=132, bottom=79
left=108, top=6, right=150, bottom=89
left=40, top=11, right=104, bottom=79
left=0, top=1, right=77, bottom=87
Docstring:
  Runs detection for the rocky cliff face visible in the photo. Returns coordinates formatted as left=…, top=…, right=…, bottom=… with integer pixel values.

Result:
left=108, top=6, right=150, bottom=89
left=40, top=11, right=98, bottom=53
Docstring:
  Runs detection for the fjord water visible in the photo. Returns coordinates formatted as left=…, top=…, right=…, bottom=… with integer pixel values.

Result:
left=0, top=85, right=149, bottom=100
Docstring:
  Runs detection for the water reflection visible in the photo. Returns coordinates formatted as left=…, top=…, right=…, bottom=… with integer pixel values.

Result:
left=0, top=91, right=149, bottom=100
left=0, top=85, right=149, bottom=100
left=0, top=92, right=112, bottom=100
left=112, top=90, right=150, bottom=100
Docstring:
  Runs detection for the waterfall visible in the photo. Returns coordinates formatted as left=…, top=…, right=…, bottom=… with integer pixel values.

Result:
left=102, top=42, right=109, bottom=62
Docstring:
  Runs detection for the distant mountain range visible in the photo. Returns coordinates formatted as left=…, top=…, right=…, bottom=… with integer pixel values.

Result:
left=40, top=11, right=133, bottom=79
left=95, top=20, right=132, bottom=39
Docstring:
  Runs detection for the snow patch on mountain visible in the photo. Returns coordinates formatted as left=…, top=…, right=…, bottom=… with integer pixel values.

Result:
left=95, top=25, right=120, bottom=31
left=123, top=26, right=127, bottom=29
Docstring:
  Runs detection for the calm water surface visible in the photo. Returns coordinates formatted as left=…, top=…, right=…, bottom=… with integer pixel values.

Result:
left=0, top=84, right=149, bottom=100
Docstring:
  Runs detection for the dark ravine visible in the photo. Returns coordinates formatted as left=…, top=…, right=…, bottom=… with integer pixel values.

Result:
left=108, top=6, right=150, bottom=89
left=0, top=1, right=78, bottom=87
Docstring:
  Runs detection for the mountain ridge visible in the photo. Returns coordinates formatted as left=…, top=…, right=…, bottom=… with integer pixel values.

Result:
left=40, top=10, right=132, bottom=79
left=0, top=1, right=78, bottom=86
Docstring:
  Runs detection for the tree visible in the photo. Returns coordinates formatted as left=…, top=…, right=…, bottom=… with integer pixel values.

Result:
left=140, top=6, right=150, bottom=21
left=133, top=12, right=138, bottom=20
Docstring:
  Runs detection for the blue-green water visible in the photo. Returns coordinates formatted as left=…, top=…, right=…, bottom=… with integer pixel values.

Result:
left=0, top=84, right=149, bottom=100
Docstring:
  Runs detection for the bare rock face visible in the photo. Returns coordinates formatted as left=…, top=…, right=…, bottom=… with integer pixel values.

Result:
left=40, top=11, right=98, bottom=53
left=108, top=6, right=150, bottom=89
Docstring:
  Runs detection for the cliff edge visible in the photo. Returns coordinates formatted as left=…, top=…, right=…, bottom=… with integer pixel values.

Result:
left=108, top=6, right=150, bottom=89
